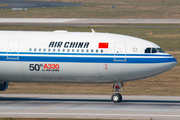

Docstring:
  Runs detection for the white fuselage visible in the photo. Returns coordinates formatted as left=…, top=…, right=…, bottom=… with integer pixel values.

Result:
left=0, top=31, right=177, bottom=83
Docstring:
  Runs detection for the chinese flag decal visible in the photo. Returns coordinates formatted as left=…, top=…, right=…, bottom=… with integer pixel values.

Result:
left=98, top=43, right=109, bottom=48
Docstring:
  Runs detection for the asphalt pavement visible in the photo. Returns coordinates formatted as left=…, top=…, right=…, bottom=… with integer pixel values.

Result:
left=0, top=0, right=81, bottom=9
left=0, top=18, right=180, bottom=26
left=0, top=94, right=180, bottom=119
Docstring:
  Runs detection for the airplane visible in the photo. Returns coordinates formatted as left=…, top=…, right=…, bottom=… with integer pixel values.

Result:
left=0, top=30, right=177, bottom=103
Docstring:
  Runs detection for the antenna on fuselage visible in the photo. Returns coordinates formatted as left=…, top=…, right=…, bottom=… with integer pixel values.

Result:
left=91, top=28, right=95, bottom=33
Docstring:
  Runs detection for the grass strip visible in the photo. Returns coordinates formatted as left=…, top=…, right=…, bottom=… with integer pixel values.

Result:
left=1, top=0, right=180, bottom=18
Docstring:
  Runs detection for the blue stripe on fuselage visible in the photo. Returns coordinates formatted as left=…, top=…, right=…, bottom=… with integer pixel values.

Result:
left=1, top=52, right=172, bottom=57
left=0, top=52, right=176, bottom=63
left=0, top=56, right=176, bottom=63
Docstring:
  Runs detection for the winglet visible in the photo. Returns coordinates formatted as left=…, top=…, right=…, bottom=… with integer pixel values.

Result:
left=91, top=28, right=95, bottom=33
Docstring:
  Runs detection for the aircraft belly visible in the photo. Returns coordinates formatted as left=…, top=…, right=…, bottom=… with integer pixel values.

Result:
left=74, top=63, right=99, bottom=80
left=25, top=62, right=75, bottom=82
left=124, top=63, right=172, bottom=81
left=99, top=63, right=127, bottom=81
left=0, top=61, right=127, bottom=83
left=0, top=61, right=74, bottom=82
left=0, top=61, right=175, bottom=83
left=0, top=61, right=25, bottom=82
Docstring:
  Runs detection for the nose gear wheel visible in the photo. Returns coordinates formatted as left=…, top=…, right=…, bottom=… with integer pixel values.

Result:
left=111, top=82, right=124, bottom=103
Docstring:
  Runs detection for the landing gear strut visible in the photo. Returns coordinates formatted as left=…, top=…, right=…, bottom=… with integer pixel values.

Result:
left=111, top=82, right=124, bottom=103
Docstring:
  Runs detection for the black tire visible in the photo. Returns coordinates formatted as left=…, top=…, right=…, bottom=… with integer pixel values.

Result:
left=111, top=93, right=122, bottom=103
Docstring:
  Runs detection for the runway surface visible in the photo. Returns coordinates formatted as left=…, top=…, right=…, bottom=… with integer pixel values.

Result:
left=0, top=18, right=180, bottom=26
left=0, top=94, right=180, bottom=119
left=0, top=0, right=81, bottom=9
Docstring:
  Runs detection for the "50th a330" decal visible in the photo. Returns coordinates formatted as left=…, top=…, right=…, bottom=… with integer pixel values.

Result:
left=29, top=64, right=59, bottom=71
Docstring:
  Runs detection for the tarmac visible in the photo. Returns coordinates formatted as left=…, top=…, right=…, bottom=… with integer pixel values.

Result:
left=0, top=18, right=180, bottom=25
left=0, top=0, right=81, bottom=9
left=0, top=94, right=180, bottom=119
left=0, top=18, right=180, bottom=26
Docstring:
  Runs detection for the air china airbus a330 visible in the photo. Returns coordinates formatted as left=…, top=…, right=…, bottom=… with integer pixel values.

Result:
left=0, top=30, right=177, bottom=102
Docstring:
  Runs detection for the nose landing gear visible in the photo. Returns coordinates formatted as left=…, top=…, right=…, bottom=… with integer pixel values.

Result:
left=111, top=82, right=124, bottom=103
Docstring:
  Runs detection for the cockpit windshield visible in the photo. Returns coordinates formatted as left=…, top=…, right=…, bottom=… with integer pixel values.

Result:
left=145, top=47, right=157, bottom=53
left=152, top=48, right=157, bottom=53
left=145, top=47, right=165, bottom=53
left=145, top=48, right=151, bottom=53
left=156, top=48, right=165, bottom=53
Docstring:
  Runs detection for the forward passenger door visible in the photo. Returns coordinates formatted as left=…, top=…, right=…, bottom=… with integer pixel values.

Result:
left=114, top=41, right=126, bottom=62
left=7, top=40, right=20, bottom=60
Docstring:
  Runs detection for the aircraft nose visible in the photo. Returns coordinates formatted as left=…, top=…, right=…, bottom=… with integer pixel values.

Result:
left=166, top=56, right=177, bottom=70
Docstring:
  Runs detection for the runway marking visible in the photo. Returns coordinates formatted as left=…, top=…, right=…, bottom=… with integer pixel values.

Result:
left=0, top=113, right=180, bottom=117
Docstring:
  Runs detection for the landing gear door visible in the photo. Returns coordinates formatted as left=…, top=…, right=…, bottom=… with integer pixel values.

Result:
left=114, top=41, right=126, bottom=62
left=7, top=40, right=20, bottom=60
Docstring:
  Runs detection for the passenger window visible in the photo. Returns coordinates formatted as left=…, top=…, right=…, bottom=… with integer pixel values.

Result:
left=44, top=48, right=46, bottom=52
left=53, top=49, right=55, bottom=52
left=96, top=49, right=98, bottom=53
left=77, top=49, right=79, bottom=52
left=145, top=48, right=151, bottom=53
left=72, top=49, right=74, bottom=52
left=34, top=48, right=36, bottom=52
left=91, top=49, right=93, bottom=53
left=86, top=49, right=88, bottom=52
left=101, top=50, right=103, bottom=53
left=152, top=48, right=157, bottom=53
left=82, top=49, right=84, bottom=52
left=58, top=49, right=60, bottom=52
left=67, top=49, right=70, bottom=52
left=39, top=48, right=41, bottom=52
left=48, top=49, right=51, bottom=52
left=63, top=49, right=65, bottom=52
left=29, top=48, right=32, bottom=51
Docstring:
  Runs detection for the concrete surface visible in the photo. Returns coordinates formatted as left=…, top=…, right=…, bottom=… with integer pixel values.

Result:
left=1, top=18, right=180, bottom=24
left=0, top=0, right=81, bottom=9
left=0, top=18, right=180, bottom=27
left=0, top=94, right=180, bottom=119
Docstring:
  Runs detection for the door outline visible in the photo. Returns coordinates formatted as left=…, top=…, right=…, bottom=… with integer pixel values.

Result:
left=7, top=40, right=20, bottom=60
left=114, top=41, right=126, bottom=62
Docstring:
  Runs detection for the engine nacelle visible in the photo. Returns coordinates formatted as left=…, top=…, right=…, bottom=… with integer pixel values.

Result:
left=0, top=82, right=9, bottom=91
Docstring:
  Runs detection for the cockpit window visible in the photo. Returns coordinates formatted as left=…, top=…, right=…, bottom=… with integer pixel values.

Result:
left=145, top=48, right=151, bottom=53
left=145, top=47, right=157, bottom=53
left=156, top=48, right=165, bottom=53
left=152, top=48, right=157, bottom=53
